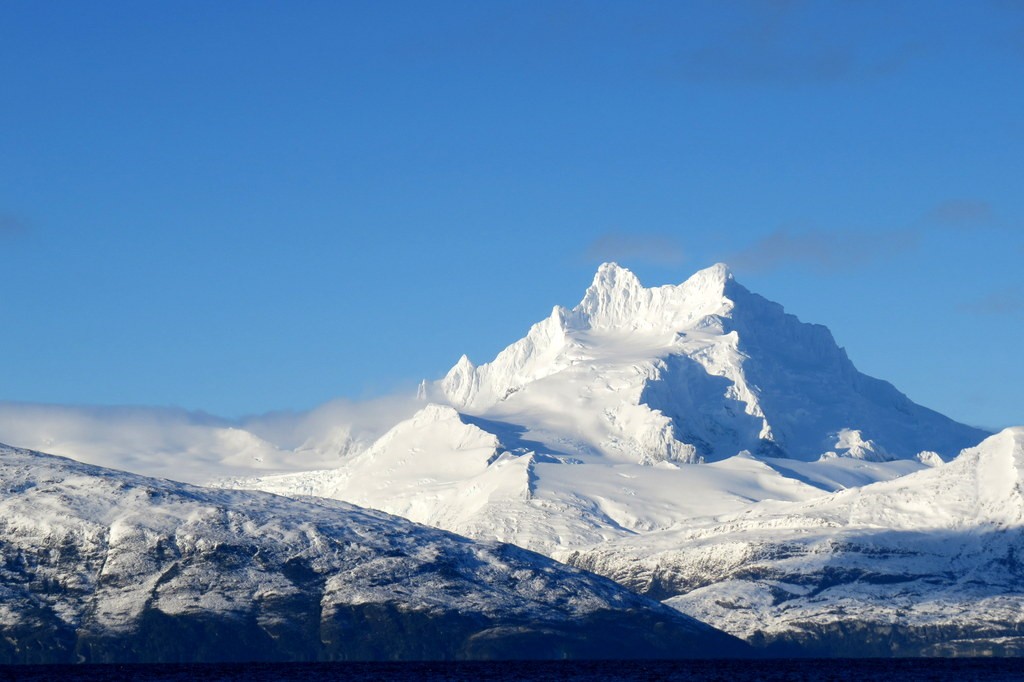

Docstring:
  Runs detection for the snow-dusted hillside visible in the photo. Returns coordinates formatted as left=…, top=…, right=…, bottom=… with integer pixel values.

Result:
left=0, top=442, right=746, bottom=663
left=564, top=428, right=1024, bottom=656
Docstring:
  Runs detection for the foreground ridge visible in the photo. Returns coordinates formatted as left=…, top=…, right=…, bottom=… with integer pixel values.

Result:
left=0, top=442, right=748, bottom=663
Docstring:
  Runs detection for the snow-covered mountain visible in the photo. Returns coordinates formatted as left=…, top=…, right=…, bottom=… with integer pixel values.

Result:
left=228, top=264, right=984, bottom=554
left=564, top=428, right=1024, bottom=656
left=0, top=442, right=746, bottom=663
left=436, top=262, right=986, bottom=463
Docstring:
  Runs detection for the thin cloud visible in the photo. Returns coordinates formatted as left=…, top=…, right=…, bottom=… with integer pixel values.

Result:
left=584, top=232, right=686, bottom=266
left=963, top=1, right=1024, bottom=62
left=675, top=43, right=856, bottom=86
left=0, top=393, right=422, bottom=484
left=727, top=226, right=919, bottom=273
left=958, top=288, right=1024, bottom=316
left=669, top=2, right=925, bottom=86
left=924, top=199, right=995, bottom=228
left=0, top=214, right=29, bottom=237
left=242, top=393, right=422, bottom=452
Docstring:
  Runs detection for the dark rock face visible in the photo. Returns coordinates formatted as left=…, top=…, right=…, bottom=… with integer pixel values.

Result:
left=0, top=444, right=748, bottom=663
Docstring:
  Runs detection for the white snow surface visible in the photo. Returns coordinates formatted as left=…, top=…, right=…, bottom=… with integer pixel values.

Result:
left=225, top=405, right=932, bottom=554
left=563, top=428, right=1024, bottom=647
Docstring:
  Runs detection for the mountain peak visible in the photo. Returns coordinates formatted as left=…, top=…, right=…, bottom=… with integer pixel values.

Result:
left=690, top=262, right=733, bottom=285
left=587, top=262, right=734, bottom=294
left=969, top=427, right=1024, bottom=496
left=434, top=261, right=986, bottom=462
left=587, top=262, right=644, bottom=295
left=573, top=262, right=735, bottom=333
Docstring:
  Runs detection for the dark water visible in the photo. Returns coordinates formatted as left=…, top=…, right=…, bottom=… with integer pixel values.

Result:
left=0, top=660, right=1021, bottom=682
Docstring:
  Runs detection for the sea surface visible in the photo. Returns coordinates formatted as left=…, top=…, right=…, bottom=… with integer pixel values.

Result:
left=0, top=659, right=1020, bottom=682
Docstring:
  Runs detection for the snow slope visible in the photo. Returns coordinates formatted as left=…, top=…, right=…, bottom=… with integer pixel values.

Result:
left=564, top=428, right=1024, bottom=656
left=0, top=442, right=746, bottom=663
left=225, top=404, right=895, bottom=553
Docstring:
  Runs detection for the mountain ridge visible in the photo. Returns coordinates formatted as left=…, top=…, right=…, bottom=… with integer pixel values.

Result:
left=436, top=262, right=987, bottom=463
left=0, top=441, right=748, bottom=663
left=563, top=428, right=1024, bottom=655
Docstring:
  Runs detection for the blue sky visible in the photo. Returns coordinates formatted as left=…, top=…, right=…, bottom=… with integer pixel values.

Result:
left=1, top=1, right=1021, bottom=428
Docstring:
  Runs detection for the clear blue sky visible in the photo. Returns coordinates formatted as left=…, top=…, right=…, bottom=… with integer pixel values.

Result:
left=1, top=1, right=1021, bottom=428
